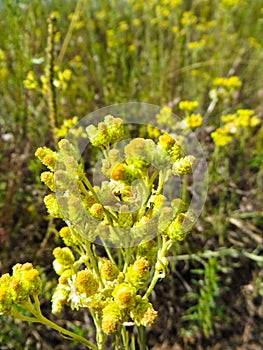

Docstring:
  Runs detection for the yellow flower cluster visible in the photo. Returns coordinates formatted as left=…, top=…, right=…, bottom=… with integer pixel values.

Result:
left=0, top=263, right=42, bottom=315
left=34, top=114, right=195, bottom=339
left=181, top=11, right=198, bottom=26
left=184, top=114, right=203, bottom=129
left=213, top=76, right=242, bottom=90
left=179, top=100, right=199, bottom=113
left=211, top=109, right=260, bottom=147
left=23, top=71, right=38, bottom=90
left=55, top=116, right=79, bottom=139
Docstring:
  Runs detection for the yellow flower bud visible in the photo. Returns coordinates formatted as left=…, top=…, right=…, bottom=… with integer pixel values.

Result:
left=102, top=301, right=125, bottom=334
left=179, top=100, right=199, bottom=113
left=51, top=284, right=69, bottom=314
left=158, top=133, right=176, bottom=151
left=90, top=203, right=104, bottom=220
left=0, top=274, right=13, bottom=314
left=53, top=247, right=75, bottom=276
left=0, top=287, right=13, bottom=314
left=112, top=283, right=136, bottom=308
left=35, top=146, right=57, bottom=171
left=125, top=258, right=150, bottom=289
left=41, top=171, right=55, bottom=191
left=44, top=194, right=63, bottom=218
left=99, top=258, right=119, bottom=281
left=11, top=263, right=42, bottom=302
left=134, top=258, right=149, bottom=275
left=141, top=306, right=158, bottom=327
left=166, top=213, right=192, bottom=242
left=172, top=156, right=195, bottom=176
left=184, top=113, right=203, bottom=129
left=130, top=296, right=158, bottom=327
left=76, top=270, right=99, bottom=297
left=59, top=269, right=74, bottom=284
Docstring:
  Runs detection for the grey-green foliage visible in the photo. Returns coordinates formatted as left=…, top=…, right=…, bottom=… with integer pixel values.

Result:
left=181, top=257, right=225, bottom=338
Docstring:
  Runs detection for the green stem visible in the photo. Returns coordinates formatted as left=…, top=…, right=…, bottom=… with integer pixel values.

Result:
left=91, top=311, right=106, bottom=350
left=15, top=298, right=98, bottom=350
left=137, top=326, right=148, bottom=350
left=85, top=242, right=104, bottom=287
left=57, top=0, right=83, bottom=64
left=121, top=326, right=130, bottom=350
left=181, top=175, right=188, bottom=203
left=101, top=237, right=116, bottom=265
left=143, top=237, right=173, bottom=299
left=123, top=246, right=134, bottom=273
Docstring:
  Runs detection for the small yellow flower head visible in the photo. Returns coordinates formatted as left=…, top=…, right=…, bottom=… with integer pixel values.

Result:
left=110, top=163, right=140, bottom=184
left=211, top=128, right=233, bottom=147
left=167, top=213, right=191, bottom=241
left=152, top=194, right=166, bottom=210
left=41, top=171, right=55, bottom=191
left=181, top=11, right=198, bottom=26
left=51, top=284, right=69, bottom=314
left=99, top=258, right=119, bottom=281
left=86, top=116, right=125, bottom=149
left=59, top=226, right=70, bottom=239
left=90, top=203, right=104, bottom=220
left=58, top=269, right=74, bottom=285
left=11, top=263, right=42, bottom=300
left=86, top=124, right=109, bottom=149
left=53, top=247, right=75, bottom=266
left=172, top=155, right=195, bottom=176
left=102, top=301, right=124, bottom=334
left=53, top=248, right=75, bottom=276
left=236, top=109, right=260, bottom=128
left=0, top=274, right=13, bottom=314
left=23, top=71, right=38, bottom=90
left=213, top=76, right=242, bottom=90
left=59, top=226, right=79, bottom=247
left=250, top=116, right=260, bottom=127
left=158, top=133, right=176, bottom=152
left=130, top=296, right=158, bottom=327
left=134, top=257, right=149, bottom=274
left=119, top=21, right=129, bottom=31
left=133, top=18, right=141, bottom=26
left=75, top=270, right=99, bottom=297
left=35, top=147, right=57, bottom=171
left=112, top=283, right=136, bottom=308
left=179, top=100, right=199, bottom=113
left=44, top=194, right=63, bottom=218
left=184, top=114, right=203, bottom=129
left=125, top=258, right=150, bottom=289
left=171, top=143, right=182, bottom=161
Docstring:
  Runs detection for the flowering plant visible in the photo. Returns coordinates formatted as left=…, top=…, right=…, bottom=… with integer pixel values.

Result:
left=0, top=114, right=195, bottom=349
